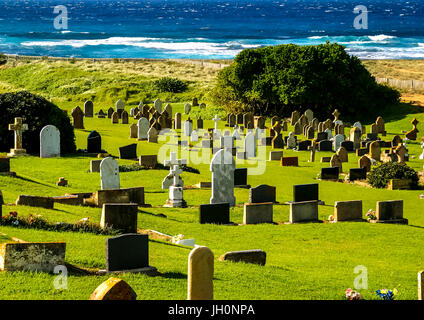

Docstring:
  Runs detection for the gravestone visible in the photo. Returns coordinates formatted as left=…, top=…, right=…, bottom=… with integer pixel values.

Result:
left=90, top=160, right=102, bottom=173
left=330, top=154, right=342, bottom=173
left=197, top=117, right=204, bottom=129
left=139, top=155, right=157, bottom=168
left=98, top=110, right=106, bottom=118
left=219, top=250, right=266, bottom=266
left=129, top=123, right=138, bottom=138
left=164, top=104, right=172, bottom=118
left=111, top=112, right=119, bottom=124
left=100, top=157, right=120, bottom=190
left=374, top=200, right=407, bottom=224
left=305, top=109, right=314, bottom=123
left=340, top=140, right=354, bottom=152
left=84, top=100, right=94, bottom=117
left=269, top=151, right=283, bottom=161
left=369, top=141, right=381, bottom=161
left=147, top=127, right=158, bottom=143
left=281, top=156, right=299, bottom=167
left=337, top=146, right=348, bottom=162
left=184, top=120, right=193, bottom=137
left=349, top=167, right=367, bottom=181
left=289, top=201, right=319, bottom=223
left=334, top=200, right=363, bottom=222
left=192, top=97, right=199, bottom=106
left=121, top=110, right=129, bottom=124
left=243, top=202, right=273, bottom=224
left=318, top=140, right=332, bottom=151
left=101, top=204, right=138, bottom=233
left=349, top=127, right=361, bottom=149
left=333, top=134, right=345, bottom=151
left=71, top=106, right=84, bottom=129
left=184, top=103, right=191, bottom=114
left=0, top=157, right=10, bottom=173
left=115, top=99, right=125, bottom=117
left=106, top=234, right=150, bottom=272
left=107, top=107, right=114, bottom=118
left=199, top=203, right=230, bottom=224
left=375, top=116, right=385, bottom=134
left=40, top=125, right=60, bottom=158
left=234, top=168, right=248, bottom=187
left=210, top=149, right=236, bottom=207
left=249, top=184, right=276, bottom=203
left=154, top=99, right=162, bottom=113
left=119, top=144, right=137, bottom=159
left=321, top=167, right=339, bottom=180
left=90, top=278, right=137, bottom=300
left=287, top=132, right=296, bottom=149
left=87, top=131, right=102, bottom=153
left=244, top=131, right=257, bottom=158
left=187, top=246, right=214, bottom=300
left=358, top=155, right=371, bottom=172
left=297, top=140, right=311, bottom=151
left=293, top=183, right=319, bottom=202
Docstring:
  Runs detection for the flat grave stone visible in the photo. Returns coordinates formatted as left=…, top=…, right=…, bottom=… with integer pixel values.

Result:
left=101, top=203, right=138, bottom=233
left=249, top=184, right=277, bottom=203
left=243, top=202, right=273, bottom=224
left=199, top=202, right=230, bottom=224
left=289, top=200, right=319, bottom=223
left=119, top=143, right=137, bottom=159
left=293, top=183, right=319, bottom=203
left=281, top=156, right=298, bottom=167
left=334, top=200, right=363, bottom=222
left=349, top=167, right=367, bottom=181
left=218, top=249, right=266, bottom=266
left=321, top=167, right=339, bottom=180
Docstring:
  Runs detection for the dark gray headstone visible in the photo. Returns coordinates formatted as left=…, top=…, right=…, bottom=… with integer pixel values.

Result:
left=340, top=140, right=354, bottom=152
left=119, top=143, right=138, bottom=159
left=234, top=168, right=248, bottom=186
left=199, top=203, right=230, bottom=224
left=0, top=157, right=10, bottom=173
left=297, top=140, right=311, bottom=151
left=349, top=167, right=367, bottom=181
left=87, top=131, right=102, bottom=153
left=321, top=167, right=339, bottom=180
left=316, top=132, right=328, bottom=142
left=106, top=234, right=149, bottom=272
left=366, top=133, right=378, bottom=141
left=249, top=184, right=276, bottom=203
left=318, top=140, right=332, bottom=151
left=293, top=183, right=319, bottom=202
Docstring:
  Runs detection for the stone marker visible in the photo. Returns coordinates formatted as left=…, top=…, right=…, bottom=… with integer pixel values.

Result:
left=218, top=250, right=266, bottom=266
left=87, top=131, right=102, bottom=153
left=210, top=149, right=236, bottom=207
left=249, top=184, right=276, bottom=203
left=7, top=117, right=29, bottom=157
left=154, top=98, right=162, bottom=113
left=359, top=155, right=371, bottom=172
left=0, top=157, right=10, bottom=173
left=321, top=167, right=339, bottom=180
left=90, top=159, right=102, bottom=173
left=129, top=123, right=138, bottom=138
left=147, top=126, right=158, bottom=143
left=121, top=110, right=129, bottom=124
left=243, top=202, right=273, bottom=224
left=107, top=107, right=114, bottom=118
left=234, top=168, right=248, bottom=187
left=199, top=202, right=230, bottom=224
left=334, top=200, right=363, bottom=222
left=119, top=143, right=137, bottom=159
left=105, top=233, right=154, bottom=273
left=100, top=157, right=120, bottom=190
left=419, top=271, right=424, bottom=300
left=369, top=141, right=381, bottom=161
left=293, top=183, right=319, bottom=202
left=40, top=125, right=60, bottom=158
left=115, top=99, right=125, bottom=117
left=373, top=200, right=407, bottom=224
left=84, top=100, right=94, bottom=117
left=137, top=117, right=149, bottom=140
left=71, top=107, right=84, bottom=129
left=281, top=156, right=299, bottom=167
left=16, top=195, right=54, bottom=209
left=101, top=203, right=138, bottom=233
left=111, top=111, right=119, bottom=124
left=349, top=167, right=367, bottom=181
left=269, top=151, right=283, bottom=161
left=289, top=200, right=319, bottom=223
left=188, top=246, right=214, bottom=300
left=0, top=242, right=66, bottom=273
left=90, top=278, right=137, bottom=300
left=139, top=155, right=157, bottom=168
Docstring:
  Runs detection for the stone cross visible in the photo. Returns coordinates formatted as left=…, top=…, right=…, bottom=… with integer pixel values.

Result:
left=8, top=117, right=28, bottom=154
left=162, top=152, right=186, bottom=189
left=170, top=165, right=183, bottom=187
left=212, top=115, right=221, bottom=130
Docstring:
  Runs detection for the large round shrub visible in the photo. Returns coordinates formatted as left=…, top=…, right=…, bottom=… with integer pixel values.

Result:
left=213, top=42, right=400, bottom=120
left=0, top=91, right=76, bottom=154
left=367, top=162, right=419, bottom=189
left=154, top=77, right=188, bottom=93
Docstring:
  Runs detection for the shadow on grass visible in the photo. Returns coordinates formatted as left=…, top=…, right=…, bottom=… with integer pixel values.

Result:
left=160, top=271, right=187, bottom=279
left=359, top=102, right=423, bottom=125
left=150, top=239, right=193, bottom=250
left=14, top=175, right=56, bottom=189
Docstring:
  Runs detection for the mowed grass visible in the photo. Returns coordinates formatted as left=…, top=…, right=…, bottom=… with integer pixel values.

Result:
left=0, top=59, right=424, bottom=300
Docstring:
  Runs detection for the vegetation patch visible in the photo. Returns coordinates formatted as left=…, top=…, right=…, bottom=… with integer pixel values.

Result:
left=367, top=162, right=419, bottom=189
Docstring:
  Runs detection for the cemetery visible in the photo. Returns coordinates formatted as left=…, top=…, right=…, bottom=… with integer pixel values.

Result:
left=0, top=54, right=424, bottom=301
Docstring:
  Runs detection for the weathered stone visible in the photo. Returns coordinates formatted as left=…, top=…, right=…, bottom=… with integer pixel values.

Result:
left=321, top=167, right=339, bottom=180
left=90, top=278, right=137, bottom=300
left=16, top=195, right=54, bottom=209
left=334, top=200, right=362, bottom=221
left=0, top=242, right=66, bottom=272
left=280, top=156, right=298, bottom=167
left=139, top=155, right=157, bottom=168
left=349, top=167, right=367, bottom=181
left=249, top=184, right=276, bottom=203
left=84, top=187, right=146, bottom=208
left=90, top=159, right=102, bottom=173
left=375, top=200, right=406, bottom=223
left=187, top=246, right=214, bottom=300
left=100, top=203, right=138, bottom=233
left=289, top=200, right=319, bottom=223
left=243, top=202, right=273, bottom=224
left=218, top=249, right=266, bottom=266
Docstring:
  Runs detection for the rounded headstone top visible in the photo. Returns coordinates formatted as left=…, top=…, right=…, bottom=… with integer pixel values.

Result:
left=115, top=99, right=125, bottom=110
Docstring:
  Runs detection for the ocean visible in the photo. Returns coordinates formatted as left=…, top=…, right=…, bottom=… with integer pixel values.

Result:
left=0, top=0, right=423, bottom=59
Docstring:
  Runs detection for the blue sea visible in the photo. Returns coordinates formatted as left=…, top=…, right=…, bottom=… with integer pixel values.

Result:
left=0, top=0, right=423, bottom=59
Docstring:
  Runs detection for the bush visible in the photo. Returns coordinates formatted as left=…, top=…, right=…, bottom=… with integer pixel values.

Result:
left=367, top=162, right=419, bottom=189
left=154, top=77, right=188, bottom=93
left=213, top=42, right=400, bottom=120
left=0, top=91, right=76, bottom=154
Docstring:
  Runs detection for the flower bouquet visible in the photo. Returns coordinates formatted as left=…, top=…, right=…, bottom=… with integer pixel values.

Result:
left=376, top=288, right=398, bottom=300
left=366, top=209, right=376, bottom=221
left=345, top=288, right=361, bottom=300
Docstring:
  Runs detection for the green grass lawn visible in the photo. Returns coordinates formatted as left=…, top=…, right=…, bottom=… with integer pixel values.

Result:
left=0, top=60, right=424, bottom=300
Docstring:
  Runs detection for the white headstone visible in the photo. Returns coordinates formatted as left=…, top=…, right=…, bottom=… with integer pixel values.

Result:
left=334, top=120, right=343, bottom=126
left=40, top=125, right=60, bottom=158
left=137, top=117, right=149, bottom=140
left=184, top=103, right=192, bottom=115
left=129, top=108, right=135, bottom=117
left=220, top=135, right=235, bottom=149
left=191, top=129, right=199, bottom=142
left=154, top=99, right=162, bottom=113
left=184, top=120, right=193, bottom=137
left=287, top=132, right=296, bottom=149
left=100, top=157, right=120, bottom=190
left=162, top=152, right=186, bottom=189
left=232, top=126, right=241, bottom=140
left=333, top=134, right=345, bottom=151
left=420, top=143, right=424, bottom=160
left=244, top=131, right=257, bottom=158
left=115, top=99, right=124, bottom=112
left=353, top=121, right=362, bottom=133
left=210, top=149, right=235, bottom=206
left=325, top=128, right=333, bottom=140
